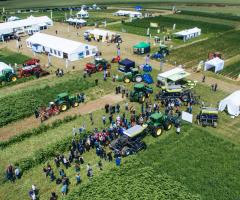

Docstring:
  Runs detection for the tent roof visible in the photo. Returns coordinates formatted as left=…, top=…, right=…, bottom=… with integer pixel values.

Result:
left=119, top=58, right=135, bottom=67
left=134, top=42, right=150, bottom=48
left=174, top=27, right=201, bottom=36
left=86, top=29, right=116, bottom=37
left=0, top=16, right=52, bottom=32
left=219, top=90, right=240, bottom=116
left=115, top=10, right=142, bottom=15
left=158, top=67, right=190, bottom=81
left=205, top=57, right=224, bottom=67
left=26, top=33, right=97, bottom=54
left=77, top=9, right=88, bottom=14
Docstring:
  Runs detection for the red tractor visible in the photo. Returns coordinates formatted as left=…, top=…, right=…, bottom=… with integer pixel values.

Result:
left=39, top=103, right=60, bottom=122
left=24, top=58, right=40, bottom=66
left=208, top=52, right=222, bottom=60
left=85, top=57, right=111, bottom=74
left=18, top=65, right=49, bottom=78
left=111, top=56, right=121, bottom=63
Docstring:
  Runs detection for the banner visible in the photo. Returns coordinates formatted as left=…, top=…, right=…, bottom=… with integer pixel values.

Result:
left=181, top=111, right=193, bottom=123
left=150, top=22, right=158, bottom=28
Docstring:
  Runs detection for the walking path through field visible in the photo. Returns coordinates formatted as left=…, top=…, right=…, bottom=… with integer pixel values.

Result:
left=0, top=93, right=124, bottom=141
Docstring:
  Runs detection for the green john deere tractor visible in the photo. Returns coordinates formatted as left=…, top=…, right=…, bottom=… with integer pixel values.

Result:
left=147, top=112, right=172, bottom=137
left=54, top=92, right=80, bottom=112
left=0, top=63, right=18, bottom=83
left=118, top=68, right=143, bottom=83
left=130, top=83, right=153, bottom=103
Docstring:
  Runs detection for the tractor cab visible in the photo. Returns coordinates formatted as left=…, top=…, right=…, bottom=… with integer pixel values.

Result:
left=0, top=63, right=17, bottom=82
left=130, top=84, right=153, bottom=103
left=197, top=107, right=218, bottom=128
left=147, top=112, right=172, bottom=137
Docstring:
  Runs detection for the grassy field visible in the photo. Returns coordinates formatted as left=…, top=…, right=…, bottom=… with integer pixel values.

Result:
left=0, top=48, right=30, bottom=65
left=167, top=30, right=240, bottom=67
left=219, top=60, right=240, bottom=79
left=0, top=65, right=239, bottom=199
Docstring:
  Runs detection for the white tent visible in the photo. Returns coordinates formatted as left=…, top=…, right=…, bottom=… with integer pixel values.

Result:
left=174, top=27, right=201, bottom=41
left=204, top=57, right=224, bottom=73
left=114, top=10, right=142, bottom=18
left=219, top=90, right=240, bottom=116
left=0, top=16, right=53, bottom=36
left=157, top=67, right=190, bottom=82
left=7, top=16, right=20, bottom=22
left=76, top=9, right=89, bottom=19
left=26, top=33, right=97, bottom=61
left=84, top=29, right=116, bottom=42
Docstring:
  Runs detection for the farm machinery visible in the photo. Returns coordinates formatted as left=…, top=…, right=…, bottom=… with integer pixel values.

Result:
left=208, top=52, right=222, bottom=60
left=0, top=62, right=18, bottom=83
left=18, top=64, right=49, bottom=78
left=196, top=107, right=218, bottom=128
left=109, top=125, right=147, bottom=157
left=129, top=83, right=153, bottom=103
left=151, top=45, right=169, bottom=60
left=147, top=112, right=173, bottom=137
left=118, top=68, right=143, bottom=83
left=158, top=85, right=200, bottom=105
left=39, top=92, right=84, bottom=121
left=109, top=112, right=174, bottom=156
left=85, top=57, right=111, bottom=74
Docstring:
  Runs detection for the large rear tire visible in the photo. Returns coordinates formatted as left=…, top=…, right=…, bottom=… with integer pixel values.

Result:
left=164, top=122, right=172, bottom=131
left=135, top=75, right=142, bottom=83
left=59, top=103, right=68, bottom=112
left=124, top=77, right=131, bottom=83
left=154, top=127, right=163, bottom=137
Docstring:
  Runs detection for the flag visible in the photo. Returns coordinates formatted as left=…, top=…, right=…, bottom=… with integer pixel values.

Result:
left=150, top=22, right=158, bottom=28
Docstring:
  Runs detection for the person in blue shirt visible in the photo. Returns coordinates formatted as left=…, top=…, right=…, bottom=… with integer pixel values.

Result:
left=76, top=173, right=81, bottom=185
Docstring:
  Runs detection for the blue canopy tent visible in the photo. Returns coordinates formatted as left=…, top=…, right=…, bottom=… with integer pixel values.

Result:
left=135, top=6, right=142, bottom=11
left=118, top=58, right=135, bottom=72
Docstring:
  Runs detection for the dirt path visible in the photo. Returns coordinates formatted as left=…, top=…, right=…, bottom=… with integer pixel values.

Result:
left=0, top=93, right=123, bottom=141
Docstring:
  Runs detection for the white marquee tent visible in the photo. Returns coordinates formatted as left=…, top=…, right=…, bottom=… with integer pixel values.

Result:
left=219, top=90, right=240, bottom=117
left=204, top=57, right=224, bottom=73
left=26, top=33, right=97, bottom=61
left=66, top=18, right=86, bottom=25
left=114, top=10, right=142, bottom=18
left=76, top=9, right=89, bottom=19
left=174, top=27, right=201, bottom=41
left=0, top=16, right=53, bottom=36
left=84, top=29, right=116, bottom=42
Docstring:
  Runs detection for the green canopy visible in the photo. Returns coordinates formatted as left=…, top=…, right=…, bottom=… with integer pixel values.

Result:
left=133, top=42, right=150, bottom=49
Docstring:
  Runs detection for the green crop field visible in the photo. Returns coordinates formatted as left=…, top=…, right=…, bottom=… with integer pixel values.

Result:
left=219, top=60, right=240, bottom=79
left=167, top=30, right=240, bottom=67
left=0, top=48, right=30, bottom=65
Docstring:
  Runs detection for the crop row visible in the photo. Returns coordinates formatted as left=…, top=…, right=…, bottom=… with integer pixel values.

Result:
left=180, top=10, right=240, bottom=22
left=0, top=115, right=78, bottom=149
left=126, top=15, right=233, bottom=34
left=0, top=77, right=95, bottom=127
left=219, top=60, right=240, bottom=79
left=167, top=30, right=240, bottom=67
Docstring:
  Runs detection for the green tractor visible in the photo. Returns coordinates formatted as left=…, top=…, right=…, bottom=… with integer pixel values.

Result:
left=118, top=68, right=143, bottom=83
left=129, top=83, right=153, bottom=103
left=54, top=92, right=80, bottom=112
left=151, top=45, right=169, bottom=60
left=0, top=62, right=18, bottom=83
left=147, top=112, right=173, bottom=137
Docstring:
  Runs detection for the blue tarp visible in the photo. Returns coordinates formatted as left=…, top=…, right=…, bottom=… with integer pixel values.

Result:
left=143, top=74, right=154, bottom=84
left=135, top=6, right=142, bottom=11
left=143, top=64, right=152, bottom=72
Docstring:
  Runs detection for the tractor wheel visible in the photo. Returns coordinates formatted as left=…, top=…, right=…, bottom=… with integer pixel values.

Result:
left=154, top=127, right=163, bottom=137
left=73, top=102, right=79, bottom=107
left=164, top=122, right=172, bottom=131
left=59, top=103, right=68, bottom=112
left=135, top=75, right=142, bottom=83
left=10, top=75, right=17, bottom=82
left=139, top=96, right=145, bottom=103
left=124, top=77, right=131, bottom=83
